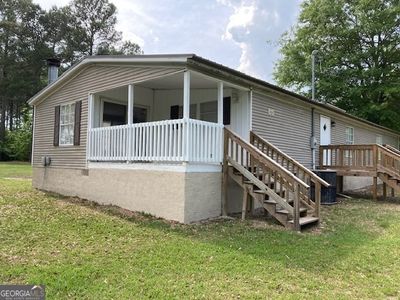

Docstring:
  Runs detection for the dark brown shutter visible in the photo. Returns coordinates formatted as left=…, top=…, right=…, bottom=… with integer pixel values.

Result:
left=223, top=97, right=231, bottom=125
left=53, top=105, right=60, bottom=146
left=74, top=100, right=82, bottom=146
left=170, top=105, right=180, bottom=119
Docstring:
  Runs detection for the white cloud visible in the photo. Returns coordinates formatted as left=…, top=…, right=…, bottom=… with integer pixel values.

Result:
left=219, top=0, right=301, bottom=80
left=223, top=3, right=256, bottom=41
left=32, top=0, right=302, bottom=82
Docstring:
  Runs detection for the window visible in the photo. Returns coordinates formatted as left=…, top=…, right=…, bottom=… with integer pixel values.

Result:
left=59, top=103, right=75, bottom=145
left=133, top=106, right=148, bottom=123
left=200, top=101, right=217, bottom=122
left=103, top=101, right=126, bottom=126
left=376, top=135, right=383, bottom=145
left=170, top=104, right=197, bottom=119
left=345, top=127, right=354, bottom=144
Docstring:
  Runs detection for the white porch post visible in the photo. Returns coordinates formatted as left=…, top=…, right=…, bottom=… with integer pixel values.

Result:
left=183, top=71, right=191, bottom=119
left=183, top=71, right=191, bottom=161
left=127, top=84, right=134, bottom=161
left=217, top=81, right=224, bottom=125
left=127, top=84, right=134, bottom=124
left=86, top=93, right=94, bottom=165
left=88, top=94, right=94, bottom=130
left=217, top=81, right=224, bottom=164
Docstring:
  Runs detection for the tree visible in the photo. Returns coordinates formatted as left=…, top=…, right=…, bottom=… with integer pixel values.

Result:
left=0, top=0, right=49, bottom=160
left=0, top=0, right=143, bottom=160
left=274, top=0, right=400, bottom=131
left=65, top=0, right=121, bottom=64
left=97, top=41, right=143, bottom=55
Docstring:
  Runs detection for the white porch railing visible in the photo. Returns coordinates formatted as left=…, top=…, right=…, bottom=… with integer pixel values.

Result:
left=88, top=118, right=224, bottom=164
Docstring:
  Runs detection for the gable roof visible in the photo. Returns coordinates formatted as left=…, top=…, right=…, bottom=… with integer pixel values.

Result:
left=28, top=53, right=400, bottom=136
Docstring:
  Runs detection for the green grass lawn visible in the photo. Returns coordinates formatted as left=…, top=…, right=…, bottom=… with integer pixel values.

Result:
left=1, top=162, right=400, bottom=299
left=0, top=161, right=32, bottom=178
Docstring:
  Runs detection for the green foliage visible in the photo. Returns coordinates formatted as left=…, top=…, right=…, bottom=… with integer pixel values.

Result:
left=274, top=0, right=400, bottom=131
left=97, top=41, right=144, bottom=56
left=0, top=111, right=32, bottom=161
left=0, top=0, right=143, bottom=161
left=1, top=169, right=400, bottom=298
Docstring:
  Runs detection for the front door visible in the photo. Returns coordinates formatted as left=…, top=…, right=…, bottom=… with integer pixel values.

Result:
left=320, top=115, right=331, bottom=165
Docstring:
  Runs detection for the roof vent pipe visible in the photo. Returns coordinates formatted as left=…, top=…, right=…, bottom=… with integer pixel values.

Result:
left=46, top=58, right=61, bottom=84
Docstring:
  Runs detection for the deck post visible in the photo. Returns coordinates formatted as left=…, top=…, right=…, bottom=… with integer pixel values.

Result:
left=315, top=182, right=321, bottom=218
left=183, top=71, right=191, bottom=161
left=383, top=181, right=387, bottom=200
left=372, top=176, right=378, bottom=200
left=222, top=129, right=229, bottom=216
left=217, top=81, right=224, bottom=125
left=293, top=183, right=301, bottom=231
left=241, top=187, right=248, bottom=220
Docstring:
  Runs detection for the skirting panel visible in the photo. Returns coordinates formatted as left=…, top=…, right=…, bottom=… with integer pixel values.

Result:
left=33, top=166, right=222, bottom=223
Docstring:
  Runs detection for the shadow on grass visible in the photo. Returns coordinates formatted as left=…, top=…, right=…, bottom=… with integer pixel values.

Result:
left=41, top=190, right=395, bottom=274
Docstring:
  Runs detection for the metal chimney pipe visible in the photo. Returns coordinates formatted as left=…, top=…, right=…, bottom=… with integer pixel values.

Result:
left=311, top=50, right=318, bottom=101
left=46, top=58, right=61, bottom=84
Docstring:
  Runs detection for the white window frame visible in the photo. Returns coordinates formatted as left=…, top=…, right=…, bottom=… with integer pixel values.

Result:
left=376, top=135, right=383, bottom=145
left=344, top=127, right=354, bottom=163
left=345, top=126, right=354, bottom=145
left=59, top=102, right=75, bottom=146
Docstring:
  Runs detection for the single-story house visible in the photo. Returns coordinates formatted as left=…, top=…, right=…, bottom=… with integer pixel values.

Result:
left=29, top=54, right=400, bottom=231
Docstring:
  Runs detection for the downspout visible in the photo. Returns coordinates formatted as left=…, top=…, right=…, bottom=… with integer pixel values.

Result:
left=311, top=107, right=316, bottom=170
left=310, top=50, right=318, bottom=170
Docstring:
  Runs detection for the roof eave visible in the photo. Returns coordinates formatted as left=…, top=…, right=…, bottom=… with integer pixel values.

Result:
left=28, top=54, right=194, bottom=106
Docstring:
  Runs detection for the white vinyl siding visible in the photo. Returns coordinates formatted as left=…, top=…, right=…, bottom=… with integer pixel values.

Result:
left=59, top=103, right=75, bottom=145
left=33, top=65, right=184, bottom=168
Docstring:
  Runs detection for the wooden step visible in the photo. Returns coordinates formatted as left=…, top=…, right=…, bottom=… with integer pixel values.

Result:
left=276, top=207, right=307, bottom=215
left=289, top=216, right=319, bottom=226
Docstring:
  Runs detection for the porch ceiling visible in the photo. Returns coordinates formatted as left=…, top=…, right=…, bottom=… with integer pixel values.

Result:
left=136, top=72, right=218, bottom=90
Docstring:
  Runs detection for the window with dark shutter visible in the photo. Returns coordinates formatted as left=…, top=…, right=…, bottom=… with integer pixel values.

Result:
left=74, top=100, right=82, bottom=146
left=54, top=106, right=60, bottom=146
left=223, top=97, right=231, bottom=125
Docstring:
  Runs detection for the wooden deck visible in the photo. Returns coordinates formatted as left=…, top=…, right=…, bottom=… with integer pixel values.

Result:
left=319, top=144, right=400, bottom=199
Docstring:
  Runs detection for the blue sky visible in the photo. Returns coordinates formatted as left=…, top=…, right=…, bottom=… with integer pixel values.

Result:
left=34, top=0, right=302, bottom=82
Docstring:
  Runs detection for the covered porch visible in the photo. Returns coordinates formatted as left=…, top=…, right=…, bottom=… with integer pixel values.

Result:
left=86, top=70, right=250, bottom=165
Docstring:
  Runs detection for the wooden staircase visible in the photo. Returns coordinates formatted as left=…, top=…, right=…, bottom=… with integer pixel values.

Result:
left=378, top=145, right=400, bottom=196
left=222, top=129, right=329, bottom=231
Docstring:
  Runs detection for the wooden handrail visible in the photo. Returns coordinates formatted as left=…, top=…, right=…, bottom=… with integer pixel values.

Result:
left=227, top=129, right=309, bottom=189
left=224, top=128, right=317, bottom=227
left=383, top=144, right=400, bottom=156
left=227, top=157, right=295, bottom=214
left=377, top=144, right=400, bottom=179
left=319, top=144, right=400, bottom=179
left=250, top=131, right=329, bottom=188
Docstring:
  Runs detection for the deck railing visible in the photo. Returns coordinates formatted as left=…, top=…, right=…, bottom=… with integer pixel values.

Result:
left=250, top=131, right=329, bottom=216
left=88, top=118, right=223, bottom=163
left=224, top=128, right=312, bottom=230
left=319, top=144, right=377, bottom=171
left=319, top=144, right=400, bottom=176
